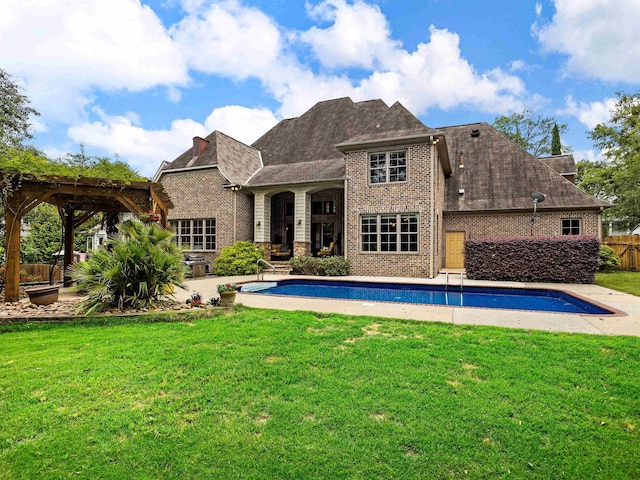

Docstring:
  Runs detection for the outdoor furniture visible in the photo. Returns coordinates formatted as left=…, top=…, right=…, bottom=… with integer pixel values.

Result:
left=318, top=242, right=335, bottom=257
left=271, top=244, right=291, bottom=258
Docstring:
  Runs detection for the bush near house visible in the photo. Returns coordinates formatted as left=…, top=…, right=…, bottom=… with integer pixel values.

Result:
left=289, top=255, right=350, bottom=276
left=214, top=241, right=264, bottom=276
left=465, top=236, right=600, bottom=283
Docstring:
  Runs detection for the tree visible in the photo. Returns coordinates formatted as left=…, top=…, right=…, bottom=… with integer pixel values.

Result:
left=493, top=110, right=570, bottom=157
left=0, top=69, right=39, bottom=149
left=21, top=203, right=96, bottom=264
left=551, top=123, right=562, bottom=155
left=587, top=91, right=640, bottom=232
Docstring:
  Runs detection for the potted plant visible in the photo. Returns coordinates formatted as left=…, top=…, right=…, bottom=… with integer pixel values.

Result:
left=217, top=283, right=238, bottom=307
left=26, top=284, right=60, bottom=306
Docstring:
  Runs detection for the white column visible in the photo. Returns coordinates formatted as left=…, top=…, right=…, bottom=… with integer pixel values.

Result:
left=253, top=191, right=271, bottom=243
left=293, top=189, right=311, bottom=242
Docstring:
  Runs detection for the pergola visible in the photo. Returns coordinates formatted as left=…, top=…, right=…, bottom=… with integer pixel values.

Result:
left=2, top=173, right=173, bottom=302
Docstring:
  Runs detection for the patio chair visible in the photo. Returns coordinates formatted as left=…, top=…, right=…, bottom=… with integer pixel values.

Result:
left=318, top=242, right=335, bottom=257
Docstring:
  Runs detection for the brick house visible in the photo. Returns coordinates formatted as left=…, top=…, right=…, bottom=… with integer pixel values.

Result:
left=158, top=97, right=610, bottom=278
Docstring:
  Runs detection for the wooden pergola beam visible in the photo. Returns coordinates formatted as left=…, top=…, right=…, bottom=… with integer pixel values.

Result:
left=2, top=173, right=174, bottom=302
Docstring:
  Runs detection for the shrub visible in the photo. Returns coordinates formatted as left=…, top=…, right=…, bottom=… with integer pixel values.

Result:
left=599, top=245, right=621, bottom=270
left=465, top=236, right=600, bottom=284
left=289, top=256, right=350, bottom=276
left=320, top=256, right=350, bottom=276
left=289, top=256, right=319, bottom=275
left=72, top=220, right=188, bottom=314
left=214, top=241, right=264, bottom=276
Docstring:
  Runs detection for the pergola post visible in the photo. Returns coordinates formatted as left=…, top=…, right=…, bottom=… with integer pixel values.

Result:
left=63, top=208, right=75, bottom=287
left=4, top=198, right=22, bottom=303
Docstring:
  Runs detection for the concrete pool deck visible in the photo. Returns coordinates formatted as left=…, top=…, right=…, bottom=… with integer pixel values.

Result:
left=176, top=273, right=640, bottom=337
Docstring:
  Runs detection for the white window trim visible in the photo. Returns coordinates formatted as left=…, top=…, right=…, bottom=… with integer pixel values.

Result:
left=169, top=218, right=216, bottom=251
left=360, top=213, right=419, bottom=253
left=369, top=150, right=407, bottom=185
left=561, top=218, right=581, bottom=235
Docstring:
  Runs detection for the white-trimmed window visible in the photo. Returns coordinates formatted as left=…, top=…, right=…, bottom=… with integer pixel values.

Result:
left=562, top=218, right=581, bottom=235
left=169, top=219, right=216, bottom=250
left=361, top=214, right=418, bottom=252
left=369, top=150, right=407, bottom=184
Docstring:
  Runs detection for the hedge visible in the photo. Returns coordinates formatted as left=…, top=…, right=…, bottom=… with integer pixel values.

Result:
left=465, top=236, right=600, bottom=284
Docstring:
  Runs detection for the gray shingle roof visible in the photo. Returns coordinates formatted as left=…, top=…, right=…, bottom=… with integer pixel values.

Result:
left=161, top=131, right=261, bottom=185
left=538, top=154, right=577, bottom=175
left=338, top=101, right=440, bottom=147
left=440, top=123, right=611, bottom=212
left=247, top=158, right=344, bottom=187
left=249, top=98, right=388, bottom=185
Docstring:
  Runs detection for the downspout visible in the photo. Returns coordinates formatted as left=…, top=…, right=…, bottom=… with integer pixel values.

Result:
left=343, top=179, right=348, bottom=260
left=233, top=189, right=237, bottom=243
left=430, top=137, right=435, bottom=279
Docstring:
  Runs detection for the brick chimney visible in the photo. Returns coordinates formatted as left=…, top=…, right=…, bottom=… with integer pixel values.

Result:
left=193, top=136, right=210, bottom=157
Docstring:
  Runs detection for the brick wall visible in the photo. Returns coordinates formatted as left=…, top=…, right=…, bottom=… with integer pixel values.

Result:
left=345, top=142, right=441, bottom=278
left=443, top=211, right=601, bottom=240
left=160, top=168, right=254, bottom=268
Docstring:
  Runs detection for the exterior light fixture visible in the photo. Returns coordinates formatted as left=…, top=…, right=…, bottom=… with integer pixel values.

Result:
left=230, top=185, right=241, bottom=192
left=297, top=219, right=302, bottom=225
left=256, top=220, right=261, bottom=227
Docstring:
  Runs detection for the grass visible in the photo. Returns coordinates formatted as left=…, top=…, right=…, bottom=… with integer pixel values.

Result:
left=1, top=308, right=639, bottom=479
left=596, top=270, right=640, bottom=296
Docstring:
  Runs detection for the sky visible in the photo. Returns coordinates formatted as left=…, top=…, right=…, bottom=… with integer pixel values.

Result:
left=1, top=0, right=639, bottom=178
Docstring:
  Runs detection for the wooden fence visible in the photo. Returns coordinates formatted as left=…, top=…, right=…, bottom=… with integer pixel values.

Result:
left=21, top=263, right=63, bottom=283
left=603, top=235, right=640, bottom=271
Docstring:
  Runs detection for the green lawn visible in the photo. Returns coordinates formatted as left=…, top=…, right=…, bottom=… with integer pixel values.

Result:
left=596, top=270, right=640, bottom=296
left=1, top=309, right=639, bottom=479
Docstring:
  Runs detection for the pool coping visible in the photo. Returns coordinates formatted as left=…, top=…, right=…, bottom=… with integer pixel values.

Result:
left=178, top=273, right=640, bottom=337
left=238, top=277, right=626, bottom=317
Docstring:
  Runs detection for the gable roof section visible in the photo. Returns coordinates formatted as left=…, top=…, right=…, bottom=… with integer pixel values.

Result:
left=538, top=154, right=577, bottom=175
left=247, top=97, right=389, bottom=185
left=441, top=123, right=611, bottom=212
left=337, top=101, right=440, bottom=148
left=161, top=131, right=261, bottom=185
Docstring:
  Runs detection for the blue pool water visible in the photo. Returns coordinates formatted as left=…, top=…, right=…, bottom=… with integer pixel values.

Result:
left=240, top=279, right=614, bottom=315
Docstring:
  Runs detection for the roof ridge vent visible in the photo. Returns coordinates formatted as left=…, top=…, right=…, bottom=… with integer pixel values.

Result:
left=470, top=129, right=480, bottom=138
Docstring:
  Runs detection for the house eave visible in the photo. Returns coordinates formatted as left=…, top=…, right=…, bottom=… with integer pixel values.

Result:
left=336, top=134, right=436, bottom=152
left=245, top=177, right=346, bottom=190
left=443, top=205, right=613, bottom=215
left=158, top=164, right=218, bottom=176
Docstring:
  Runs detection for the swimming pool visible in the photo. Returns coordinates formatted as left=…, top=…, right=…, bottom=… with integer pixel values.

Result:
left=239, top=279, right=614, bottom=315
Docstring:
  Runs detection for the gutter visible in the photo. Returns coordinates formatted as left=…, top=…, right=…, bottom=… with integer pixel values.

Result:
left=430, top=136, right=435, bottom=279
left=336, top=133, right=442, bottom=152
left=158, top=164, right=217, bottom=175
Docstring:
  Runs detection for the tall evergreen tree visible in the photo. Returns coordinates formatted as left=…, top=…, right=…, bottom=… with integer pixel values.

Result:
left=551, top=123, right=562, bottom=155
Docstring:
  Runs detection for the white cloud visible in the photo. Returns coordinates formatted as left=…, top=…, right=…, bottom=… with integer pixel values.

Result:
left=170, top=0, right=282, bottom=80
left=536, top=0, right=640, bottom=83
left=558, top=95, right=617, bottom=129
left=535, top=2, right=542, bottom=16
left=352, top=26, right=529, bottom=116
left=572, top=148, right=607, bottom=163
left=0, top=0, right=189, bottom=124
left=300, top=0, right=400, bottom=69
left=67, top=105, right=279, bottom=177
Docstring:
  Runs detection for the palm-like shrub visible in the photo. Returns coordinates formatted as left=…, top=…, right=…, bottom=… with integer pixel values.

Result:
left=73, top=220, right=188, bottom=314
